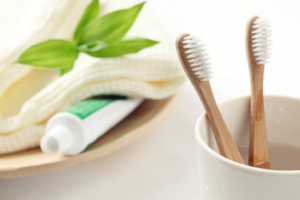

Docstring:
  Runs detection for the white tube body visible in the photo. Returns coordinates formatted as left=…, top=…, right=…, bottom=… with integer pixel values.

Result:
left=41, top=98, right=143, bottom=156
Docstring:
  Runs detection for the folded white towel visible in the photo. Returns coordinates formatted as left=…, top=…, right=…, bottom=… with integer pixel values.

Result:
left=0, top=0, right=185, bottom=154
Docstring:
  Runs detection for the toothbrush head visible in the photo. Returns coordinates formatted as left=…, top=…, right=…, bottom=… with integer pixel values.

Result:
left=176, top=34, right=212, bottom=82
left=250, top=17, right=272, bottom=65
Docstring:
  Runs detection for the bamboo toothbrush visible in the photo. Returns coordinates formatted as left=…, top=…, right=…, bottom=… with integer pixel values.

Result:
left=176, top=34, right=245, bottom=164
left=245, top=16, right=271, bottom=169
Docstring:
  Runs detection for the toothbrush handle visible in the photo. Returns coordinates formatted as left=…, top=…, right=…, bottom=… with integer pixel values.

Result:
left=248, top=67, right=270, bottom=169
left=197, top=81, right=245, bottom=164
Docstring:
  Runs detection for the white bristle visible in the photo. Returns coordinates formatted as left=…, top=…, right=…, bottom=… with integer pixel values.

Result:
left=251, top=18, right=271, bottom=65
left=182, top=35, right=212, bottom=82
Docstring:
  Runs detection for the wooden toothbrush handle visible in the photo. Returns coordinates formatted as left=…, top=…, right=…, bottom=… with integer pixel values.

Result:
left=248, top=67, right=270, bottom=169
left=197, top=82, right=245, bottom=164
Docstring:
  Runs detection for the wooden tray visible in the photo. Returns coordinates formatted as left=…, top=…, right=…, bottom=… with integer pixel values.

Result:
left=0, top=95, right=177, bottom=179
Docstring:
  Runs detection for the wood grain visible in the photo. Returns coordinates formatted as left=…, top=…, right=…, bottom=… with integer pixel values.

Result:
left=176, top=34, right=245, bottom=164
left=0, top=95, right=177, bottom=179
left=245, top=16, right=270, bottom=169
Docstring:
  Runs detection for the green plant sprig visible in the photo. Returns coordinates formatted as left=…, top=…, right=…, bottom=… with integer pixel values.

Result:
left=15, top=0, right=158, bottom=75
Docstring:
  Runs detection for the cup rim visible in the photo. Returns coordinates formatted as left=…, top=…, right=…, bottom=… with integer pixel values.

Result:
left=195, top=94, right=300, bottom=175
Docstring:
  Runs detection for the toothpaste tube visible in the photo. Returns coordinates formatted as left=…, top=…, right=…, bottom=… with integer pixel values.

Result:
left=40, top=97, right=143, bottom=156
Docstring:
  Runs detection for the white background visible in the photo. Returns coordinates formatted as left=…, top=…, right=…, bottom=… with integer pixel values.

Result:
left=2, top=0, right=300, bottom=199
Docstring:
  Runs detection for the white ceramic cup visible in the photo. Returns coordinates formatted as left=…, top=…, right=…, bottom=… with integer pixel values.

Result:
left=195, top=95, right=300, bottom=200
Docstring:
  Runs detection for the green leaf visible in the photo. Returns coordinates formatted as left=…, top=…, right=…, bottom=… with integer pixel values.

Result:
left=86, top=37, right=158, bottom=57
left=76, top=2, right=145, bottom=45
left=60, top=65, right=73, bottom=75
left=16, top=40, right=79, bottom=69
left=74, top=0, right=99, bottom=41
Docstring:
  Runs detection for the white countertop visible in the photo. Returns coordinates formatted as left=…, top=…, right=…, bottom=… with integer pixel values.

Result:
left=2, top=0, right=300, bottom=199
